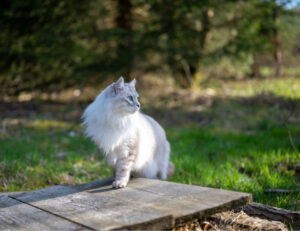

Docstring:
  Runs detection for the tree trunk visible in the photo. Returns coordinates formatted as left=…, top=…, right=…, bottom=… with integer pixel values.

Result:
left=190, top=8, right=211, bottom=88
left=115, top=0, right=133, bottom=81
left=272, top=1, right=281, bottom=77
left=199, top=8, right=210, bottom=53
left=250, top=54, right=261, bottom=78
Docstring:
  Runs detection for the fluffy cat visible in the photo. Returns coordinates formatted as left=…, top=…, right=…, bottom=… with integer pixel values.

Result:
left=82, top=77, right=174, bottom=188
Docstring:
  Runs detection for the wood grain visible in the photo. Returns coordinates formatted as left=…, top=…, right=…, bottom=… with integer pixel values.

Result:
left=0, top=195, right=86, bottom=231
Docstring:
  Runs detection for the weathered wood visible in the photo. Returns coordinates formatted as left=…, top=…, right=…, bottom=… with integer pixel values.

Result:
left=238, top=202, right=300, bottom=229
left=10, top=184, right=79, bottom=203
left=88, top=178, right=252, bottom=225
left=12, top=190, right=173, bottom=230
left=0, top=195, right=85, bottom=231
left=72, top=177, right=114, bottom=191
left=11, top=178, right=252, bottom=230
left=10, top=183, right=173, bottom=230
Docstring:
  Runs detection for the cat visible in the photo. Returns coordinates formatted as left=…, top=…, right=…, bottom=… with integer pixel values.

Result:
left=82, top=77, right=174, bottom=188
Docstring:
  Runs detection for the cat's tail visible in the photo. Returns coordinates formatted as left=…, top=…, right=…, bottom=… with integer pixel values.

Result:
left=167, top=161, right=175, bottom=179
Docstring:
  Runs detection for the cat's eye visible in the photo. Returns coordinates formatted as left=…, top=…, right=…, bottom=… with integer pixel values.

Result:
left=127, top=96, right=134, bottom=101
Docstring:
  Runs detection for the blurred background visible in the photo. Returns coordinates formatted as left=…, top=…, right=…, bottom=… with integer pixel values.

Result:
left=0, top=0, right=299, bottom=211
left=1, top=0, right=300, bottom=94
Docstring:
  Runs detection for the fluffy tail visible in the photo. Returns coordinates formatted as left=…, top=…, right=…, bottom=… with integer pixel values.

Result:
left=167, top=161, right=175, bottom=179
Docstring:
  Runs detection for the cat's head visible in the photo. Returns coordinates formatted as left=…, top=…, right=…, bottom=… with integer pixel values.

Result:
left=106, top=76, right=140, bottom=114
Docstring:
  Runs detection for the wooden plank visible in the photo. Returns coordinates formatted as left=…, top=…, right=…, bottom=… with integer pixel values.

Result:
left=9, top=184, right=79, bottom=203
left=88, top=178, right=252, bottom=225
left=11, top=178, right=251, bottom=230
left=0, top=195, right=86, bottom=231
left=11, top=187, right=173, bottom=230
left=72, top=177, right=114, bottom=192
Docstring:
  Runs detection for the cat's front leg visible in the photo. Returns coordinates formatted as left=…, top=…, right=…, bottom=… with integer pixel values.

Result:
left=112, top=153, right=136, bottom=188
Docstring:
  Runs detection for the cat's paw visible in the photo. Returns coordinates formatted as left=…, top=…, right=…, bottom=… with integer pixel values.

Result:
left=112, top=180, right=128, bottom=188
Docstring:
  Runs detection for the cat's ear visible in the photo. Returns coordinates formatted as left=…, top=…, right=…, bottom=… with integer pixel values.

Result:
left=113, top=76, right=124, bottom=94
left=129, top=78, right=136, bottom=87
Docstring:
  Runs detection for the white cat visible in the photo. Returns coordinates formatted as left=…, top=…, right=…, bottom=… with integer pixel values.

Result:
left=82, top=77, right=174, bottom=188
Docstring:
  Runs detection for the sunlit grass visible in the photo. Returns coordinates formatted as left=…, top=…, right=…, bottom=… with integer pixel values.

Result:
left=26, top=120, right=74, bottom=131
left=0, top=125, right=112, bottom=191
left=242, top=78, right=299, bottom=99
left=168, top=126, right=300, bottom=211
left=207, top=77, right=300, bottom=99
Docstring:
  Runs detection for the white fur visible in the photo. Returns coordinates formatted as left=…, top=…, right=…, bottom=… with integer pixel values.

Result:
left=82, top=79, right=170, bottom=181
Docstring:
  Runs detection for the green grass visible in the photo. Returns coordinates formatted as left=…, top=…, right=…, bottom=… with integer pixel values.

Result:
left=0, top=121, right=112, bottom=191
left=169, top=126, right=299, bottom=211
left=0, top=77, right=299, bottom=211
left=204, top=76, right=300, bottom=99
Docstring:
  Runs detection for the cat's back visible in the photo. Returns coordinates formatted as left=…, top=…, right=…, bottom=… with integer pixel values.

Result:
left=134, top=112, right=170, bottom=176
left=137, top=112, right=167, bottom=141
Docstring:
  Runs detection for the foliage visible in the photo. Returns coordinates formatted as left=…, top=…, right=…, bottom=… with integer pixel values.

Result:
left=0, top=0, right=300, bottom=95
left=0, top=0, right=92, bottom=95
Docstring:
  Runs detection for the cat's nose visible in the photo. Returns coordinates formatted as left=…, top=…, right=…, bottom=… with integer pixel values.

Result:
left=136, top=103, right=140, bottom=108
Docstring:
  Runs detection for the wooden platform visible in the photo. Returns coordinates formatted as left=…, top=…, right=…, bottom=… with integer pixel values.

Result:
left=0, top=178, right=252, bottom=230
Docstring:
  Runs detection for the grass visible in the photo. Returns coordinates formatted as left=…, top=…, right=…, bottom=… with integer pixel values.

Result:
left=0, top=120, right=112, bottom=191
left=0, top=77, right=299, bottom=211
left=169, top=126, right=299, bottom=210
